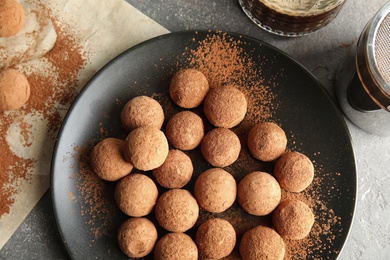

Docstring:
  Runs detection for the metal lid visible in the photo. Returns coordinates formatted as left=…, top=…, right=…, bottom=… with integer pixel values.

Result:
left=353, top=1, right=390, bottom=111
left=366, top=1, right=390, bottom=94
left=375, top=11, right=390, bottom=87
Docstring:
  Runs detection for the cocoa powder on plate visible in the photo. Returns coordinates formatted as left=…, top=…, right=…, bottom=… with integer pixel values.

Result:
left=187, top=31, right=277, bottom=123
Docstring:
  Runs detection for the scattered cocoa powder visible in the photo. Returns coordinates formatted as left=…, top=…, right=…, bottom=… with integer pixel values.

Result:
left=281, top=173, right=342, bottom=259
left=0, top=1, right=88, bottom=218
left=71, top=144, right=118, bottom=239
left=186, top=31, right=277, bottom=123
left=0, top=119, right=34, bottom=216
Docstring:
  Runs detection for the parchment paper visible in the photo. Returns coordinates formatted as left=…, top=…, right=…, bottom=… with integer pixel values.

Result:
left=0, top=0, right=169, bottom=249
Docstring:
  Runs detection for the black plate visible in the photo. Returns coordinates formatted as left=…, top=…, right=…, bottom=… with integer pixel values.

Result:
left=51, top=31, right=356, bottom=259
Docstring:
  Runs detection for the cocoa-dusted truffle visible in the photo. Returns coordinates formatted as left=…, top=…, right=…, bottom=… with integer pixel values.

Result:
left=120, top=95, right=164, bottom=132
left=153, top=149, right=193, bottom=189
left=0, top=68, right=30, bottom=111
left=169, top=68, right=209, bottom=108
left=272, top=199, right=315, bottom=240
left=165, top=110, right=204, bottom=150
left=201, top=127, right=241, bottom=167
left=154, top=232, right=198, bottom=260
left=0, top=0, right=25, bottom=37
left=115, top=173, right=158, bottom=217
left=239, top=225, right=285, bottom=260
left=123, top=126, right=169, bottom=171
left=194, top=168, right=236, bottom=213
left=247, top=122, right=287, bottom=162
left=117, top=217, right=158, bottom=258
left=203, top=85, right=247, bottom=128
left=274, top=151, right=314, bottom=192
left=238, top=171, right=281, bottom=216
left=155, top=189, right=199, bottom=232
left=196, top=218, right=236, bottom=259
left=90, top=138, right=133, bottom=181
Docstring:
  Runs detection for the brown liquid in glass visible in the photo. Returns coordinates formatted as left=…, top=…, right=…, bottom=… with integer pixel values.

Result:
left=239, top=0, right=346, bottom=36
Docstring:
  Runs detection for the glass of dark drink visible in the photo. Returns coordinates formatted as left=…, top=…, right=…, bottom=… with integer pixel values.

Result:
left=238, top=0, right=346, bottom=37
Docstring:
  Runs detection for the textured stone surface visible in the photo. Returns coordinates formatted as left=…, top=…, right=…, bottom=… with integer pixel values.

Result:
left=0, top=192, right=69, bottom=260
left=1, top=0, right=390, bottom=259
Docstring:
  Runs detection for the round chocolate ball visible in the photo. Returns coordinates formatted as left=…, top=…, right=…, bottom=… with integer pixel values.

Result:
left=90, top=138, right=133, bottom=181
left=123, top=126, right=169, bottom=171
left=154, top=232, right=198, bottom=260
left=169, top=68, right=209, bottom=108
left=120, top=95, right=164, bottom=132
left=0, top=0, right=25, bottom=37
left=115, top=173, right=158, bottom=217
left=201, top=127, right=241, bottom=167
left=153, top=149, right=193, bottom=189
left=196, top=218, right=236, bottom=259
left=117, top=217, right=158, bottom=258
left=272, top=199, right=315, bottom=240
left=165, top=110, right=204, bottom=150
left=203, top=85, right=247, bottom=128
left=155, top=189, right=199, bottom=232
left=238, top=171, right=281, bottom=216
left=0, top=69, right=30, bottom=111
left=239, top=225, right=285, bottom=260
left=274, top=151, right=314, bottom=192
left=194, top=168, right=236, bottom=213
left=247, top=122, right=287, bottom=162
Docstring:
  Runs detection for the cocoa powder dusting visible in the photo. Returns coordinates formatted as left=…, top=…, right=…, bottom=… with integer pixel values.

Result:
left=0, top=115, right=34, bottom=216
left=186, top=31, right=277, bottom=124
left=71, top=144, right=118, bottom=240
left=281, top=175, right=341, bottom=259
left=24, top=19, right=87, bottom=130
left=0, top=2, right=88, bottom=218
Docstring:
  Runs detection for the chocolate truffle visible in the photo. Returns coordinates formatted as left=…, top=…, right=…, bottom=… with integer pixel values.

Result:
left=194, top=168, right=236, bottom=213
left=115, top=173, right=158, bottom=217
left=238, top=171, right=281, bottom=216
left=117, top=217, right=158, bottom=258
left=154, top=232, right=198, bottom=260
left=123, top=126, right=169, bottom=171
left=203, top=85, right=247, bottom=128
left=155, top=189, right=199, bottom=232
left=120, top=95, right=164, bottom=132
left=272, top=199, right=315, bottom=240
left=169, top=68, right=209, bottom=108
left=201, top=127, right=241, bottom=167
left=247, top=122, right=287, bottom=162
left=90, top=138, right=133, bottom=181
left=274, top=151, right=314, bottom=192
left=165, top=110, right=204, bottom=151
left=0, top=0, right=25, bottom=37
left=196, top=218, right=236, bottom=259
left=0, top=69, right=30, bottom=111
left=239, top=225, right=285, bottom=260
left=152, top=149, right=193, bottom=189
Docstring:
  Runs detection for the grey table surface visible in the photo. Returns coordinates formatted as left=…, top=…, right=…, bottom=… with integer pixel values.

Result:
left=1, top=0, right=390, bottom=259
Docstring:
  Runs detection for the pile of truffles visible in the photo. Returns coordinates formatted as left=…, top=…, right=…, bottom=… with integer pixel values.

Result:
left=91, top=68, right=316, bottom=259
left=0, top=0, right=30, bottom=112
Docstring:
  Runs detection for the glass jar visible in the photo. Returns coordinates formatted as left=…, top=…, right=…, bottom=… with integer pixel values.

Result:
left=336, top=1, right=390, bottom=136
